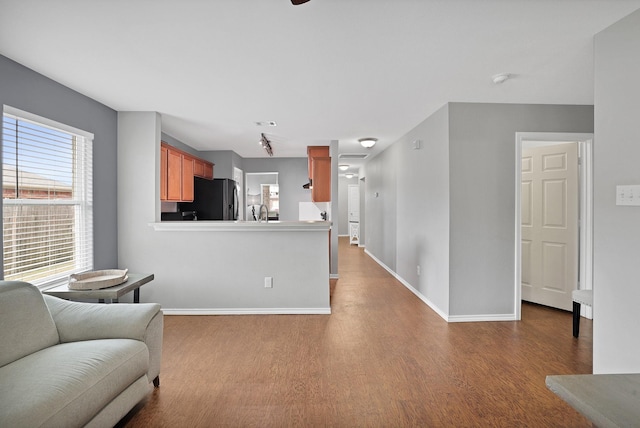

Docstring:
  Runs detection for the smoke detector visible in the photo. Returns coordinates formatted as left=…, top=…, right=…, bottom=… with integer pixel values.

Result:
left=492, top=73, right=511, bottom=84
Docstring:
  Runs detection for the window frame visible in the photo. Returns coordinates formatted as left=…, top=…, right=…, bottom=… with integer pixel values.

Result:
left=2, top=105, right=94, bottom=289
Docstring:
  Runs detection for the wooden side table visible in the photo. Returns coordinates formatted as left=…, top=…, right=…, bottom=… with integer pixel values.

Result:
left=43, top=273, right=154, bottom=303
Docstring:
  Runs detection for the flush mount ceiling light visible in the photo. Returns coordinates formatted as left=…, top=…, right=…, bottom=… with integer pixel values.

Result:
left=492, top=73, right=511, bottom=84
left=359, top=138, right=377, bottom=148
left=338, top=164, right=350, bottom=171
left=344, top=173, right=354, bottom=179
left=259, top=133, right=274, bottom=157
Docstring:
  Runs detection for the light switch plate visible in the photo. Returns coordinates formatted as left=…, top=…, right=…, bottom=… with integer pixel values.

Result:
left=616, top=185, right=640, bottom=206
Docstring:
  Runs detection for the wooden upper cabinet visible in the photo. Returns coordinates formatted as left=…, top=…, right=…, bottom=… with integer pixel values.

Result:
left=166, top=147, right=183, bottom=201
left=160, top=145, right=168, bottom=200
left=193, top=159, right=205, bottom=177
left=307, top=146, right=331, bottom=202
left=202, top=162, right=214, bottom=180
left=160, top=142, right=213, bottom=202
left=193, top=158, right=214, bottom=179
left=307, top=146, right=330, bottom=180
left=311, top=156, right=331, bottom=202
left=181, top=155, right=194, bottom=202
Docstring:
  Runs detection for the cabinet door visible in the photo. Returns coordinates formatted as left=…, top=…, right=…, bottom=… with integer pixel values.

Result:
left=194, top=159, right=205, bottom=177
left=167, top=149, right=182, bottom=201
left=312, top=156, right=331, bottom=202
left=307, top=146, right=330, bottom=179
left=203, top=162, right=214, bottom=179
left=181, top=155, right=194, bottom=202
left=160, top=146, right=168, bottom=200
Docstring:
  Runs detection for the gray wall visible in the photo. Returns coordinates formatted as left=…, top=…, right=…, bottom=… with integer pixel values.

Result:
left=363, top=102, right=593, bottom=319
left=0, top=54, right=118, bottom=272
left=242, top=157, right=309, bottom=222
left=448, top=103, right=594, bottom=317
left=395, top=104, right=451, bottom=316
left=200, top=150, right=244, bottom=180
left=161, top=132, right=200, bottom=157
left=593, top=9, right=640, bottom=373
left=364, top=144, right=398, bottom=271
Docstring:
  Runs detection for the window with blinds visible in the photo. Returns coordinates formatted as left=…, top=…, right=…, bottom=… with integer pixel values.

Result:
left=2, top=107, right=93, bottom=287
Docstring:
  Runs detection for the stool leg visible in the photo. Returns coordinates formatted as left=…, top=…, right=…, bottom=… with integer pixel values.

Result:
left=573, top=301, right=581, bottom=338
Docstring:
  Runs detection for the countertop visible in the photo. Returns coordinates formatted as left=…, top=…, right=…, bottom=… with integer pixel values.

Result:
left=149, top=220, right=331, bottom=232
left=546, top=373, right=640, bottom=428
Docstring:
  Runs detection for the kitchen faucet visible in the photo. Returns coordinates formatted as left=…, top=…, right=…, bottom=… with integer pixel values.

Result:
left=258, top=204, right=269, bottom=223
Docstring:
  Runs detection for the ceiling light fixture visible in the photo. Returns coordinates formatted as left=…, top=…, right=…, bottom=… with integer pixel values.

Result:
left=492, top=73, right=511, bottom=84
left=339, top=164, right=350, bottom=171
left=359, top=138, right=377, bottom=148
left=345, top=173, right=354, bottom=179
left=259, top=133, right=274, bottom=157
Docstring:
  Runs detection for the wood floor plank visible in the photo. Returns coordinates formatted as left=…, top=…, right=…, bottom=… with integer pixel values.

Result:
left=120, top=237, right=592, bottom=427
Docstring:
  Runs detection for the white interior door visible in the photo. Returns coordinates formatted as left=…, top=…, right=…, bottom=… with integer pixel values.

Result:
left=348, top=184, right=360, bottom=222
left=521, top=142, right=578, bottom=311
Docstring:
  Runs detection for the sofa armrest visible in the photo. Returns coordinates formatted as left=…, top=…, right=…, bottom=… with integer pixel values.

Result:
left=43, top=294, right=161, bottom=343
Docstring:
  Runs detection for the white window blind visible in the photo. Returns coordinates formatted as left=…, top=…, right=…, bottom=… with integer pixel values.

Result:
left=2, top=107, right=93, bottom=287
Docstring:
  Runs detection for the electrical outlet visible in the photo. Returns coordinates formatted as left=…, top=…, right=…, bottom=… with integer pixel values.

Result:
left=417, top=265, right=421, bottom=276
left=264, top=277, right=273, bottom=288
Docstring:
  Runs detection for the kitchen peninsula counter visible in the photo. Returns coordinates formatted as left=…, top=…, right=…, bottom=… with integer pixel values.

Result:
left=142, top=219, right=331, bottom=315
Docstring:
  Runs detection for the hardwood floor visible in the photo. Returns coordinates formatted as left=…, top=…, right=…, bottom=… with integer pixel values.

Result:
left=122, top=237, right=592, bottom=427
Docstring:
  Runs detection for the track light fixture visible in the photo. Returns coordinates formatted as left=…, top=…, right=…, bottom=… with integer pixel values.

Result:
left=259, top=133, right=274, bottom=157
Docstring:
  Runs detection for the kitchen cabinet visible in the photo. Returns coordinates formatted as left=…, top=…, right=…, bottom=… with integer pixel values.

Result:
left=166, top=147, right=183, bottom=201
left=161, top=142, right=213, bottom=202
left=311, top=157, right=331, bottom=202
left=194, top=158, right=204, bottom=177
left=181, top=155, right=194, bottom=202
left=193, top=159, right=214, bottom=179
left=160, top=145, right=168, bottom=200
left=202, top=162, right=214, bottom=179
left=307, top=146, right=331, bottom=203
left=307, top=146, right=329, bottom=178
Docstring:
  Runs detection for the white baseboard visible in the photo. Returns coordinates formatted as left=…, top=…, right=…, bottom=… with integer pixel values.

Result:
left=330, top=274, right=339, bottom=280
left=163, top=308, right=331, bottom=315
left=447, top=313, right=517, bottom=322
left=364, top=249, right=517, bottom=323
left=364, top=249, right=448, bottom=321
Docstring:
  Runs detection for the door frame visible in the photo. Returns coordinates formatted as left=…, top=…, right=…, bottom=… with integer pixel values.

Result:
left=514, top=132, right=594, bottom=320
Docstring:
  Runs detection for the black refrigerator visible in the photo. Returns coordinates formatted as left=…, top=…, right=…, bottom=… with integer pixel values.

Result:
left=180, top=178, right=238, bottom=220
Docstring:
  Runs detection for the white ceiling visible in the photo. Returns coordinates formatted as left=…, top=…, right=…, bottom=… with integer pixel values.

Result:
left=1, top=0, right=639, bottom=170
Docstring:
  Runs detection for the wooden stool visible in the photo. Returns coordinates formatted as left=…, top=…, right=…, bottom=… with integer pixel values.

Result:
left=572, top=289, right=593, bottom=338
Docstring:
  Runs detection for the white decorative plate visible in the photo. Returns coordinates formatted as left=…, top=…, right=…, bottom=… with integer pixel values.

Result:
left=68, top=269, right=129, bottom=290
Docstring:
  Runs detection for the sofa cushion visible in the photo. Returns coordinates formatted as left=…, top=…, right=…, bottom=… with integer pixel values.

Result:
left=0, top=338, right=149, bottom=428
left=0, top=281, right=59, bottom=368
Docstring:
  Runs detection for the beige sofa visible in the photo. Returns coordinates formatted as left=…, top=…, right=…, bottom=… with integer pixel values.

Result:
left=0, top=280, right=163, bottom=427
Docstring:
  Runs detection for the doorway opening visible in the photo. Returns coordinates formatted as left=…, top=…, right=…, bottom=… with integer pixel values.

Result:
left=514, top=132, right=593, bottom=320
left=245, top=172, right=279, bottom=221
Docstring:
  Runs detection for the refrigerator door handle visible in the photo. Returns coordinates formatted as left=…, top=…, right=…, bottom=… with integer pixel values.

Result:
left=233, top=185, right=239, bottom=220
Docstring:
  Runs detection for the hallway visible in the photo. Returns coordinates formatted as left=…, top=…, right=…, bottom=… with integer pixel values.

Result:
left=123, top=237, right=592, bottom=427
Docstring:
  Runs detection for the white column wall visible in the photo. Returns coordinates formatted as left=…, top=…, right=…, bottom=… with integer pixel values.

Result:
left=593, top=9, right=640, bottom=373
